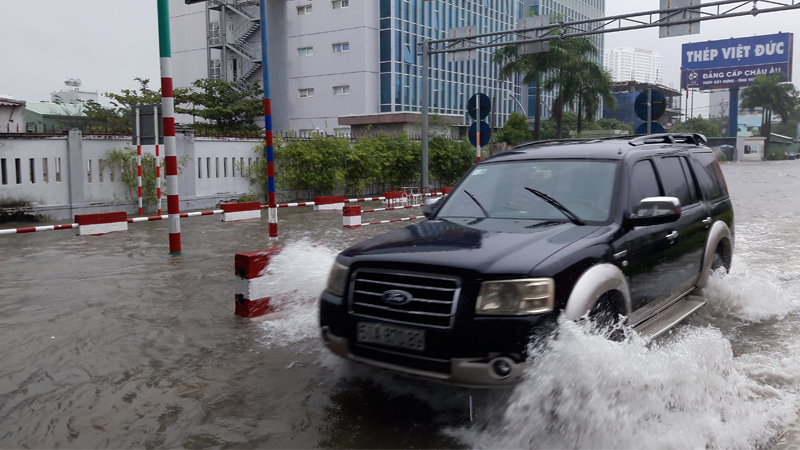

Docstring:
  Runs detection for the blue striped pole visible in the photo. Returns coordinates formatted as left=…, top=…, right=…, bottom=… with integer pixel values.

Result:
left=260, top=0, right=277, bottom=238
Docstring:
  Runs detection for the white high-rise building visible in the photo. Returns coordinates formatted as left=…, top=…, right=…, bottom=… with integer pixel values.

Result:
left=604, top=47, right=663, bottom=84
left=169, top=0, right=606, bottom=133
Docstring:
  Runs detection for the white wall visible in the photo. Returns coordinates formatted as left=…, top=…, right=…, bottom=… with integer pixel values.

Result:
left=193, top=137, right=261, bottom=197
left=0, top=133, right=263, bottom=221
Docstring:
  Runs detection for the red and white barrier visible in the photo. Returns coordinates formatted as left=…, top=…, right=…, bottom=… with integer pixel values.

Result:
left=361, top=216, right=423, bottom=226
left=343, top=204, right=423, bottom=228
left=127, top=209, right=223, bottom=223
left=221, top=201, right=261, bottom=222
left=0, top=224, right=78, bottom=235
left=75, top=211, right=128, bottom=236
left=274, top=201, right=315, bottom=208
left=313, top=195, right=346, bottom=211
left=343, top=205, right=362, bottom=229
left=362, top=205, right=418, bottom=213
left=234, top=247, right=283, bottom=318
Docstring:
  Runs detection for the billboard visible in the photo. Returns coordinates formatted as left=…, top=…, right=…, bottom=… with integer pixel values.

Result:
left=680, top=33, right=793, bottom=90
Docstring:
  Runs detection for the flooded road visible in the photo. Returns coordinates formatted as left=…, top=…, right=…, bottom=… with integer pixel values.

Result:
left=1, top=161, right=800, bottom=449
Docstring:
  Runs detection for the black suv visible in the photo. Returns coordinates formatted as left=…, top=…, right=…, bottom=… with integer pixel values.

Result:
left=319, top=134, right=734, bottom=387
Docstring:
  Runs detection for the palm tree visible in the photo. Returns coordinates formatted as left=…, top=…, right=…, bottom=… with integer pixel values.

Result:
left=571, top=62, right=616, bottom=134
left=740, top=73, right=799, bottom=154
left=494, top=44, right=551, bottom=140
left=494, top=34, right=613, bottom=139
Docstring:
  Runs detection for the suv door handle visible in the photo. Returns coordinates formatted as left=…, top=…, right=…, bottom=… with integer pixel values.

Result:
left=702, top=217, right=712, bottom=227
left=666, top=231, right=679, bottom=241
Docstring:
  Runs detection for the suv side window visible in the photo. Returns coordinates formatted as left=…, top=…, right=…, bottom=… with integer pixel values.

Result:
left=691, top=152, right=727, bottom=202
left=658, top=156, right=697, bottom=207
left=678, top=157, right=699, bottom=204
left=629, top=159, right=661, bottom=210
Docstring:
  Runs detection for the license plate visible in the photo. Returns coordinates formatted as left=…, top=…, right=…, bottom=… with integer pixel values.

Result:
left=357, top=322, right=425, bottom=351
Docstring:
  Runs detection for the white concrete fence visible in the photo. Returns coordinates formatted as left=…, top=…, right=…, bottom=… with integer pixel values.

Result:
left=0, top=129, right=262, bottom=221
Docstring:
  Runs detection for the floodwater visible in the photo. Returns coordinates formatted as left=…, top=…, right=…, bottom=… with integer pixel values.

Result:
left=1, top=162, right=800, bottom=449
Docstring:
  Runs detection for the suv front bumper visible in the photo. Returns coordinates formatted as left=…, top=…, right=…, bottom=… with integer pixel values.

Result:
left=321, top=326, right=528, bottom=387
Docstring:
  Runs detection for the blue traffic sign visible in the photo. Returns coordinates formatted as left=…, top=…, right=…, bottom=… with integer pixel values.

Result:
left=634, top=90, right=667, bottom=121
left=468, top=93, right=491, bottom=121
left=469, top=121, right=491, bottom=147
left=635, top=122, right=665, bottom=135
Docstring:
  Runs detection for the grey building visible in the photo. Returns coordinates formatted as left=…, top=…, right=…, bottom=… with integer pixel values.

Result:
left=170, top=0, right=604, bottom=134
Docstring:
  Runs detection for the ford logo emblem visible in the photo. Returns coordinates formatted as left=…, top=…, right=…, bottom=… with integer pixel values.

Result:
left=382, top=289, right=414, bottom=306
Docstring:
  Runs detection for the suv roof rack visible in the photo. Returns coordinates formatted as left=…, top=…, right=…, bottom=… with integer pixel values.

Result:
left=629, top=133, right=707, bottom=147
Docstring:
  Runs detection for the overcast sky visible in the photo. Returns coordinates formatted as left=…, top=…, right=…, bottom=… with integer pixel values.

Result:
left=2, top=0, right=799, bottom=116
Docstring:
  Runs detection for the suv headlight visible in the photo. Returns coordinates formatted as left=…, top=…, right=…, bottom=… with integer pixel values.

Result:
left=475, top=278, right=555, bottom=315
left=325, top=261, right=350, bottom=297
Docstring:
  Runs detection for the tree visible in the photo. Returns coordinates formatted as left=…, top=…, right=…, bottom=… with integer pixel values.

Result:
left=83, top=77, right=165, bottom=129
left=494, top=45, right=551, bottom=140
left=495, top=111, right=532, bottom=146
left=740, top=73, right=799, bottom=153
left=174, top=79, right=263, bottom=135
left=429, top=137, right=476, bottom=187
left=672, top=115, right=721, bottom=137
left=495, top=33, right=613, bottom=140
left=596, top=118, right=633, bottom=135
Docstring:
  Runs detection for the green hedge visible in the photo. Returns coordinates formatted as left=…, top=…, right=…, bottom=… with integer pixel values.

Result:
left=247, top=133, right=474, bottom=200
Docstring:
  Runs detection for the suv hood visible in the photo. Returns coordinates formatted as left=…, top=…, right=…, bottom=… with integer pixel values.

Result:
left=340, top=218, right=600, bottom=278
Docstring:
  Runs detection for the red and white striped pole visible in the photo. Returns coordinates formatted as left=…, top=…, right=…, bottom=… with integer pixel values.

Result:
left=157, top=0, right=181, bottom=254
left=136, top=107, right=143, bottom=216
left=154, top=105, right=162, bottom=216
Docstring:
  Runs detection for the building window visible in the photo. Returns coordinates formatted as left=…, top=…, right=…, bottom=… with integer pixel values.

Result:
left=299, top=129, right=314, bottom=138
left=231, top=156, right=236, bottom=177
left=333, top=85, right=350, bottom=95
left=206, top=157, right=211, bottom=179
left=87, top=159, right=92, bottom=184
left=224, top=157, right=228, bottom=177
left=334, top=127, right=351, bottom=137
left=198, top=158, right=202, bottom=178
left=42, top=158, right=49, bottom=183
left=333, top=42, right=350, bottom=53
left=298, top=47, right=313, bottom=57
left=333, top=0, right=349, bottom=8
left=299, top=88, right=315, bottom=98
left=216, top=157, right=220, bottom=178
left=98, top=159, right=104, bottom=183
left=29, top=158, right=36, bottom=184
left=297, top=5, right=312, bottom=14
left=1, top=158, right=6, bottom=185
left=56, top=158, right=61, bottom=182
left=15, top=158, right=21, bottom=184
left=210, top=59, right=221, bottom=80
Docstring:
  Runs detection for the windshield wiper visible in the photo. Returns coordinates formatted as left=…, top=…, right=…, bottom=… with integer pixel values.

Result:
left=463, top=190, right=491, bottom=218
left=524, top=187, right=585, bottom=226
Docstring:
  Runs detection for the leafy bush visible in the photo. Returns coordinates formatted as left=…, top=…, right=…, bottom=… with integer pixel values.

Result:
left=429, top=136, right=477, bottom=187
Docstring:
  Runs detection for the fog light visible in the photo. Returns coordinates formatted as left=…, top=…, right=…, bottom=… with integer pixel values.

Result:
left=491, top=358, right=513, bottom=378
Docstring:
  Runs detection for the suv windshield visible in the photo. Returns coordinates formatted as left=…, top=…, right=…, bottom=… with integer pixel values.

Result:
left=437, top=160, right=618, bottom=222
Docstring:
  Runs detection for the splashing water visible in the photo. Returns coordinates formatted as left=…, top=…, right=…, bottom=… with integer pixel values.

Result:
left=255, top=239, right=343, bottom=349
left=448, top=216, right=800, bottom=449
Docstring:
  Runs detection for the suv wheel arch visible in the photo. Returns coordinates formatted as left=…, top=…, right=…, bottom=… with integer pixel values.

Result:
left=565, top=263, right=632, bottom=321
left=697, top=221, right=733, bottom=289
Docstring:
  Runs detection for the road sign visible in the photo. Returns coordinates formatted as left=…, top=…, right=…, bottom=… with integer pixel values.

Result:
left=468, top=93, right=491, bottom=121
left=469, top=121, right=491, bottom=147
left=659, top=0, right=700, bottom=38
left=446, top=26, right=479, bottom=62
left=517, top=16, right=550, bottom=55
left=634, top=90, right=666, bottom=121
left=636, top=122, right=665, bottom=135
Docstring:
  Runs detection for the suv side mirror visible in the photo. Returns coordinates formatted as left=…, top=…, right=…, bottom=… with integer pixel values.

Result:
left=423, top=197, right=442, bottom=219
left=628, top=196, right=681, bottom=227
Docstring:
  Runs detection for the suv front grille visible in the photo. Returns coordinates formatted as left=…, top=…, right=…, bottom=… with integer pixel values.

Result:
left=349, top=269, right=461, bottom=329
